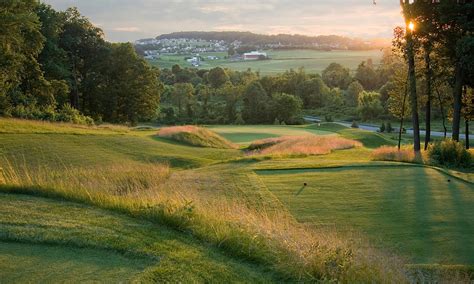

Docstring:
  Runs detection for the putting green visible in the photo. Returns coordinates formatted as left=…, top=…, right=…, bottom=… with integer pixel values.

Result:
left=257, top=165, right=474, bottom=264
left=207, top=125, right=334, bottom=144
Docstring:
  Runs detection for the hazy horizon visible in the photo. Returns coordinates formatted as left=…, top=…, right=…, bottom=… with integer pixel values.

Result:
left=43, top=0, right=404, bottom=42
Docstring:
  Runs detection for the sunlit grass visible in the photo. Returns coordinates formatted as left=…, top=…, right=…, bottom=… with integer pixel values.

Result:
left=248, top=135, right=362, bottom=156
left=0, top=158, right=407, bottom=282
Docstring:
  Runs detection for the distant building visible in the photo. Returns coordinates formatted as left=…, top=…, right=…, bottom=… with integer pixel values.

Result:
left=243, top=51, right=267, bottom=61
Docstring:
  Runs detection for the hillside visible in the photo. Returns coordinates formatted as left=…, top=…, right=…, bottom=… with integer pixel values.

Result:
left=0, top=119, right=473, bottom=282
left=139, top=31, right=389, bottom=50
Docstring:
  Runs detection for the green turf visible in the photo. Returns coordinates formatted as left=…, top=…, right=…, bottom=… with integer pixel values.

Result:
left=0, top=133, right=240, bottom=170
left=256, top=165, right=474, bottom=264
left=1, top=118, right=473, bottom=281
left=0, top=242, right=150, bottom=282
left=207, top=124, right=334, bottom=144
left=148, top=49, right=383, bottom=75
left=0, top=193, right=278, bottom=282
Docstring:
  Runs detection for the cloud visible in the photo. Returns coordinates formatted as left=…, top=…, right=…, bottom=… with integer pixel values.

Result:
left=113, top=27, right=141, bottom=32
left=44, top=0, right=404, bottom=42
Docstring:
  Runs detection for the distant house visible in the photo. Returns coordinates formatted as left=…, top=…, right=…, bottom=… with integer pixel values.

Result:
left=243, top=51, right=267, bottom=61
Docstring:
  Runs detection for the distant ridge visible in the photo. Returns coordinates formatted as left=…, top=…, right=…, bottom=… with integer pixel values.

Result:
left=150, top=31, right=389, bottom=50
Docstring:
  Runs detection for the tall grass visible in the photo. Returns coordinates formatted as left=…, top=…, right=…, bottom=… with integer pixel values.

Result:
left=0, top=158, right=408, bottom=282
left=248, top=135, right=362, bottom=156
left=158, top=126, right=236, bottom=149
left=371, top=146, right=418, bottom=163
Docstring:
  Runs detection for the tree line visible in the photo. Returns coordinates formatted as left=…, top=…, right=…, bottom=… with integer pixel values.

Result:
left=1, top=1, right=162, bottom=124
left=399, top=0, right=473, bottom=151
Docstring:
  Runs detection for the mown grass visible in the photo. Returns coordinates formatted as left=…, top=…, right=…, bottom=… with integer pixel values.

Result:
left=208, top=124, right=334, bottom=145
left=256, top=165, right=474, bottom=265
left=0, top=159, right=408, bottom=282
left=0, top=118, right=472, bottom=282
left=0, top=242, right=150, bottom=282
left=0, top=193, right=277, bottom=282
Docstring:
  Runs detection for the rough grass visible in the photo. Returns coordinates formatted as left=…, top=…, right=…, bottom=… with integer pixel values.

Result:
left=1, top=119, right=471, bottom=282
left=0, top=193, right=276, bottom=282
left=371, top=146, right=417, bottom=163
left=0, top=159, right=408, bottom=282
left=248, top=135, right=362, bottom=156
left=159, top=126, right=236, bottom=149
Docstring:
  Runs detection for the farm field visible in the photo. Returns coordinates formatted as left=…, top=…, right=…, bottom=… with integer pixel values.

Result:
left=148, top=49, right=384, bottom=75
left=0, top=119, right=472, bottom=281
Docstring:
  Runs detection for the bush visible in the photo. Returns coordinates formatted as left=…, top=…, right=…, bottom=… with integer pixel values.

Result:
left=380, top=123, right=386, bottom=133
left=56, top=104, right=94, bottom=125
left=325, top=115, right=333, bottom=122
left=351, top=120, right=359, bottom=128
left=273, top=118, right=280, bottom=125
left=427, top=139, right=472, bottom=168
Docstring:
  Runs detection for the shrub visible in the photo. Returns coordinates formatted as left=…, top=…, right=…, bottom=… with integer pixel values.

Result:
left=427, top=139, right=472, bottom=168
left=380, top=123, right=386, bottom=133
left=351, top=120, right=359, bottom=128
left=273, top=118, right=280, bottom=125
left=56, top=104, right=94, bottom=125
left=325, top=115, right=333, bottom=122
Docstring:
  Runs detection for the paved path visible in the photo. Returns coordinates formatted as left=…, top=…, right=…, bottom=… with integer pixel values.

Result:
left=303, top=116, right=474, bottom=140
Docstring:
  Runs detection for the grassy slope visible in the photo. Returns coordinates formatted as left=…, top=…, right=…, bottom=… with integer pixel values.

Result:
left=0, top=120, right=240, bottom=170
left=0, top=193, right=276, bottom=282
left=1, top=119, right=473, bottom=281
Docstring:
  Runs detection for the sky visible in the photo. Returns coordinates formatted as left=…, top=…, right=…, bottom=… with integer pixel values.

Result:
left=43, top=0, right=404, bottom=43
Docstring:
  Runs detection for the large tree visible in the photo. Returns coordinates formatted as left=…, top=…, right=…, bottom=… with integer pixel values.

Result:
left=0, top=0, right=47, bottom=114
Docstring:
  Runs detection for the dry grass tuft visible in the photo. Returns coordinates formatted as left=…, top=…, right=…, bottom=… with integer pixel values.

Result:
left=158, top=126, right=236, bottom=149
left=371, top=146, right=417, bottom=163
left=248, top=135, right=362, bottom=156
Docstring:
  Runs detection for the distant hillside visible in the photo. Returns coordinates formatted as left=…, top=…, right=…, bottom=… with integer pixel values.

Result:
left=153, top=31, right=388, bottom=50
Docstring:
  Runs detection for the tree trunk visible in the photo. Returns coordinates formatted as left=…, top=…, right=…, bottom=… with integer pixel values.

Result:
left=398, top=76, right=409, bottom=150
left=406, top=32, right=421, bottom=152
left=452, top=62, right=463, bottom=141
left=424, top=47, right=432, bottom=150
left=466, top=120, right=470, bottom=150
left=436, top=88, right=448, bottom=138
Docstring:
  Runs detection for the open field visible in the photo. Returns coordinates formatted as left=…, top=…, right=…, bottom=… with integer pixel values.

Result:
left=148, top=49, right=384, bottom=75
left=0, top=119, right=472, bottom=281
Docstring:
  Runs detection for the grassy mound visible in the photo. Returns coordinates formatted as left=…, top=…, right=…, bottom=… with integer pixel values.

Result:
left=248, top=135, right=361, bottom=156
left=159, top=126, right=236, bottom=149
